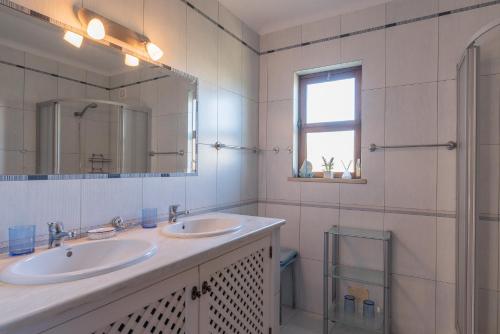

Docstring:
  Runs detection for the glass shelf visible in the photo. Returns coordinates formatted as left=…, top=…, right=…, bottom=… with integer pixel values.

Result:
left=324, top=225, right=391, bottom=333
left=328, top=305, right=384, bottom=333
left=329, top=265, right=387, bottom=287
left=328, top=226, right=391, bottom=241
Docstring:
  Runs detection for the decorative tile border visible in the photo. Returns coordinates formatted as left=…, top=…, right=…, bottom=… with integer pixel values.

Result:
left=479, top=214, right=500, bottom=222
left=0, top=58, right=185, bottom=92
left=259, top=199, right=457, bottom=219
left=182, top=0, right=260, bottom=55
left=0, top=59, right=110, bottom=90
left=0, top=172, right=198, bottom=182
left=260, top=0, right=500, bottom=55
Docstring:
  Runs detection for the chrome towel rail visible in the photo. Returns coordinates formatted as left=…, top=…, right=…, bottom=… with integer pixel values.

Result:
left=269, top=146, right=292, bottom=154
left=213, top=142, right=259, bottom=153
left=369, top=141, right=457, bottom=152
left=149, top=150, right=185, bottom=157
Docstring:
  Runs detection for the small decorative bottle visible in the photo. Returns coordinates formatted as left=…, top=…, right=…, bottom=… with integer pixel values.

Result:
left=355, top=158, right=361, bottom=178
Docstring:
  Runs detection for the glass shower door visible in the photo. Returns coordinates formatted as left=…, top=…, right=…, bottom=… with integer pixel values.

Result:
left=456, top=45, right=478, bottom=334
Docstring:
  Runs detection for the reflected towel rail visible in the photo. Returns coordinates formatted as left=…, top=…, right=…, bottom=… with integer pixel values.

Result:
left=149, top=150, right=184, bottom=157
left=213, top=142, right=259, bottom=153
left=369, top=141, right=457, bottom=152
left=88, top=154, right=112, bottom=163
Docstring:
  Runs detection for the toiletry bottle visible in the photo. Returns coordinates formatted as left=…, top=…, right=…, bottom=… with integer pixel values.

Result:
left=355, top=158, right=361, bottom=178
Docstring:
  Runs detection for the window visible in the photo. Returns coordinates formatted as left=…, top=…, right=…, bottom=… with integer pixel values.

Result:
left=298, top=66, right=361, bottom=177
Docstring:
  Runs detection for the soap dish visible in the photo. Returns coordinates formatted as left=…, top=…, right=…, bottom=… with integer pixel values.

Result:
left=87, top=227, right=116, bottom=240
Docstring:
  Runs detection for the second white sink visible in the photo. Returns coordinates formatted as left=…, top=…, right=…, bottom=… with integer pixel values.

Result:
left=0, top=239, right=156, bottom=285
left=162, top=218, right=242, bottom=238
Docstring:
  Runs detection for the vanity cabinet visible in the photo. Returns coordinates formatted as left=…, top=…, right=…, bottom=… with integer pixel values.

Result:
left=44, top=267, right=200, bottom=334
left=199, top=237, right=271, bottom=334
left=43, top=236, right=272, bottom=334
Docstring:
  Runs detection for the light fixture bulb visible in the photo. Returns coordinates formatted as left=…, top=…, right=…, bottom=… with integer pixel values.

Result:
left=146, top=42, right=163, bottom=61
left=87, top=18, right=105, bottom=40
left=124, top=54, right=139, bottom=67
left=63, top=31, right=83, bottom=48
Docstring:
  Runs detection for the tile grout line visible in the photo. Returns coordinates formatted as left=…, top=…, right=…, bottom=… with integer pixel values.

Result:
left=260, top=199, right=456, bottom=218
left=435, top=14, right=441, bottom=333
left=181, top=0, right=259, bottom=55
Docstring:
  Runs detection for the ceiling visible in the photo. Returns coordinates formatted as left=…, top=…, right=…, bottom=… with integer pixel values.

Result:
left=219, top=0, right=392, bottom=34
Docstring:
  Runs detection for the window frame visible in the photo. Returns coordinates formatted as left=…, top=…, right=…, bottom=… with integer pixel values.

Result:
left=298, top=66, right=362, bottom=178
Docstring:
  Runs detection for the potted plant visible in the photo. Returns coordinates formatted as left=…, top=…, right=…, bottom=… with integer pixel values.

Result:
left=322, top=156, right=334, bottom=178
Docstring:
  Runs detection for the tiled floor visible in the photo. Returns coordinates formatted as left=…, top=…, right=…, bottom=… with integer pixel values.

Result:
left=281, top=307, right=323, bottom=334
left=280, top=307, right=377, bottom=334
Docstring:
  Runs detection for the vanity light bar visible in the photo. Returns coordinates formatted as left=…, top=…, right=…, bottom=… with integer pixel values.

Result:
left=74, top=7, right=163, bottom=61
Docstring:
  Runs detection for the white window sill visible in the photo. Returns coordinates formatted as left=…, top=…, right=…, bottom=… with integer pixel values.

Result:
left=288, top=177, right=367, bottom=184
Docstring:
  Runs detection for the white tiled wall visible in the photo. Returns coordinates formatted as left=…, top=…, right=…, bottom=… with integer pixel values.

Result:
left=258, top=1, right=500, bottom=333
left=0, top=0, right=260, bottom=243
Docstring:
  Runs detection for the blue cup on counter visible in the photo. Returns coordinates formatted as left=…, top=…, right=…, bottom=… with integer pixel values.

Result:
left=363, top=299, right=375, bottom=319
left=8, top=225, right=36, bottom=256
left=141, top=208, right=158, bottom=228
left=344, top=295, right=356, bottom=315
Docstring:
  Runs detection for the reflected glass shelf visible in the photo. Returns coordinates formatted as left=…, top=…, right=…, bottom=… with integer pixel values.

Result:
left=328, top=226, right=391, bottom=241
left=329, top=265, right=387, bottom=287
left=328, top=322, right=381, bottom=334
left=328, top=306, right=384, bottom=333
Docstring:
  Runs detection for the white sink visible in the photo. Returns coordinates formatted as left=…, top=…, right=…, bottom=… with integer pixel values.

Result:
left=162, top=218, right=242, bottom=238
left=0, top=239, right=156, bottom=285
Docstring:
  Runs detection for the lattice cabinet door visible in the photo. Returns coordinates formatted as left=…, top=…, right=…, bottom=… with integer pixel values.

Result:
left=198, top=237, right=272, bottom=334
left=44, top=267, right=199, bottom=334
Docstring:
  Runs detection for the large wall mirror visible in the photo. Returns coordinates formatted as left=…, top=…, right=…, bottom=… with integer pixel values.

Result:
left=0, top=4, right=197, bottom=177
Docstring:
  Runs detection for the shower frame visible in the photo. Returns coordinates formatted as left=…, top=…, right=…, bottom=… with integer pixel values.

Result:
left=455, top=17, right=500, bottom=334
left=455, top=45, right=477, bottom=334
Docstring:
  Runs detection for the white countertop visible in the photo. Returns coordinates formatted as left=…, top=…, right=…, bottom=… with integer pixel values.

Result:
left=0, top=213, right=284, bottom=333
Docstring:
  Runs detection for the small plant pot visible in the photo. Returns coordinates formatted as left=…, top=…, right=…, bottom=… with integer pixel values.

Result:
left=323, top=171, right=333, bottom=179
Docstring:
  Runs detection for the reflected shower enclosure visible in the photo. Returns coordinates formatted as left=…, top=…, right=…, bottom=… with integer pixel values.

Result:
left=36, top=99, right=150, bottom=174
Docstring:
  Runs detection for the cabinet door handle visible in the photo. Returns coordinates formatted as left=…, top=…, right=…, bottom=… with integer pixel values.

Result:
left=191, top=286, right=201, bottom=300
left=202, top=281, right=212, bottom=294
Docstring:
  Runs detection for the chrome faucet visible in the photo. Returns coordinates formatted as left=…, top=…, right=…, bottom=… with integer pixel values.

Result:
left=47, top=222, right=75, bottom=248
left=168, top=205, right=188, bottom=223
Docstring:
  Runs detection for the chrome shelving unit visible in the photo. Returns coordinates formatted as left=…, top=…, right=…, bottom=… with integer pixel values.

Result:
left=324, top=226, right=392, bottom=334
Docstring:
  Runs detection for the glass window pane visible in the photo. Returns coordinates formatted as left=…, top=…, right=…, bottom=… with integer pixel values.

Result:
left=306, top=78, right=355, bottom=123
left=306, top=131, right=355, bottom=172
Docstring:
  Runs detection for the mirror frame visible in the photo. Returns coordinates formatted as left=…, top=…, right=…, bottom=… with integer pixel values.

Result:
left=0, top=0, right=198, bottom=181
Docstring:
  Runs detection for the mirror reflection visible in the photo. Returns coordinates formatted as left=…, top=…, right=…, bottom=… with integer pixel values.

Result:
left=0, top=7, right=197, bottom=175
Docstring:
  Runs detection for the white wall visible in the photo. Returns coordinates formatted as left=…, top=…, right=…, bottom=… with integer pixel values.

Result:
left=0, top=0, right=260, bottom=246
left=258, top=0, right=500, bottom=333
